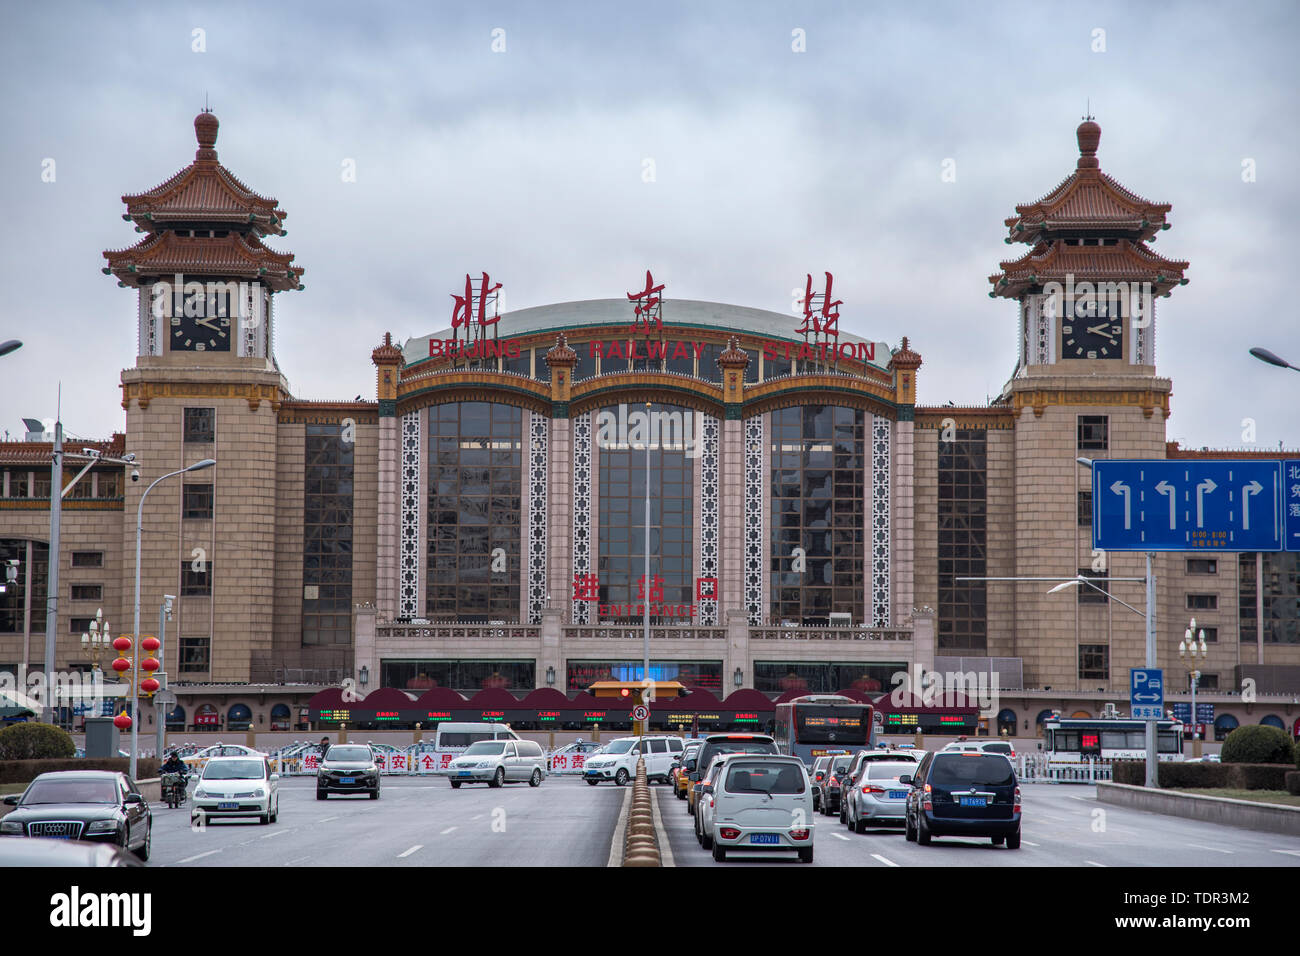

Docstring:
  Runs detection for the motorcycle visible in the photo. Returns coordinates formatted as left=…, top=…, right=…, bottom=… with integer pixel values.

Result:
left=161, top=772, right=189, bottom=809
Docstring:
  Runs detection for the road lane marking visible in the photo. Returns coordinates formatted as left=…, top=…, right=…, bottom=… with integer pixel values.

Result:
left=607, top=786, right=632, bottom=867
left=650, top=785, right=675, bottom=868
left=260, top=830, right=287, bottom=839
left=1085, top=860, right=1106, bottom=867
left=871, top=853, right=899, bottom=867
left=440, top=826, right=458, bottom=835
left=1273, top=850, right=1300, bottom=857
left=176, top=849, right=222, bottom=864
left=398, top=845, right=423, bottom=858
left=1023, top=840, right=1040, bottom=846
left=832, top=833, right=850, bottom=841
left=317, top=816, right=338, bottom=822
left=1187, top=843, right=1233, bottom=854
left=1067, top=795, right=1092, bottom=802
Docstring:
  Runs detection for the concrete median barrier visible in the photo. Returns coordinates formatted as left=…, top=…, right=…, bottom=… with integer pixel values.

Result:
left=620, top=757, right=663, bottom=866
left=1096, top=781, right=1300, bottom=837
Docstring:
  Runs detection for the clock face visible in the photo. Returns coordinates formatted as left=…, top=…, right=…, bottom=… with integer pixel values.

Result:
left=1061, top=299, right=1123, bottom=359
left=170, top=291, right=232, bottom=352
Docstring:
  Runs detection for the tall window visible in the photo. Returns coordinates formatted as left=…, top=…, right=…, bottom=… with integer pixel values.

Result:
left=302, top=424, right=354, bottom=645
left=0, top=540, right=48, bottom=634
left=938, top=430, right=987, bottom=649
left=770, top=406, right=865, bottom=625
left=182, top=483, right=214, bottom=520
left=427, top=403, right=522, bottom=620
left=183, top=407, right=215, bottom=443
left=1078, top=644, right=1109, bottom=681
left=1239, top=552, right=1299, bottom=644
left=598, top=402, right=694, bottom=621
left=179, top=637, right=210, bottom=674
left=1077, top=415, right=1108, bottom=451
left=180, top=561, right=212, bottom=596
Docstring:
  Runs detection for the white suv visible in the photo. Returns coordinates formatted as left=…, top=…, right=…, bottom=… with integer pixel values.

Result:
left=941, top=739, right=1017, bottom=763
left=582, top=736, right=684, bottom=786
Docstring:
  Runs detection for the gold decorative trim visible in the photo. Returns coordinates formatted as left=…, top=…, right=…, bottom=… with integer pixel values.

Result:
left=914, top=411, right=1016, bottom=431
left=121, top=381, right=285, bottom=412
left=1011, top=387, right=1172, bottom=420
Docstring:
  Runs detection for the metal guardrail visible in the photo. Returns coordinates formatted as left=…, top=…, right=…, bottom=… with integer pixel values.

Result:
left=1016, top=754, right=1113, bottom=784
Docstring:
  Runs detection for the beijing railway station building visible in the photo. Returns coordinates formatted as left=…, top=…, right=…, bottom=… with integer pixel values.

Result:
left=2, top=112, right=1298, bottom=741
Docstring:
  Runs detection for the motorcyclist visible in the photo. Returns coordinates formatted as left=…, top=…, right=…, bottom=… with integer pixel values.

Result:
left=161, top=751, right=187, bottom=776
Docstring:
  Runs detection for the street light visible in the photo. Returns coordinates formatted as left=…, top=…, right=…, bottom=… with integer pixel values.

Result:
left=131, top=458, right=215, bottom=779
left=1249, top=347, right=1299, bottom=371
left=81, top=608, right=109, bottom=726
left=0, top=339, right=21, bottom=357
left=1179, top=617, right=1208, bottom=758
left=155, top=594, right=174, bottom=762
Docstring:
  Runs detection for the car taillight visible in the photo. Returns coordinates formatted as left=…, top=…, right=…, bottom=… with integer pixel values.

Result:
left=829, top=776, right=839, bottom=787
left=862, top=785, right=885, bottom=794
left=923, top=782, right=932, bottom=812
left=790, top=828, right=810, bottom=840
left=1014, top=785, right=1021, bottom=810
left=719, top=827, right=740, bottom=840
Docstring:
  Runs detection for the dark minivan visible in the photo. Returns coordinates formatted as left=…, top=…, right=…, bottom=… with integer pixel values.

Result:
left=903, top=752, right=1021, bottom=848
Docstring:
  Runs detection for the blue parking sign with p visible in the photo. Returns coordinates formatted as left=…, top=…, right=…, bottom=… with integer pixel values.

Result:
left=1130, top=668, right=1164, bottom=720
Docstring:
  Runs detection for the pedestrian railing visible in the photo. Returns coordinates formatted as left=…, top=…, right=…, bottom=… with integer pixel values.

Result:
left=1016, top=754, right=1112, bottom=784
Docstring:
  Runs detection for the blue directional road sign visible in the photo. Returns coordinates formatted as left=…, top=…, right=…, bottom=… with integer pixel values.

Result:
left=1130, top=668, right=1164, bottom=720
left=1285, top=460, right=1300, bottom=552
left=1171, top=702, right=1214, bottom=724
left=1093, top=460, right=1283, bottom=552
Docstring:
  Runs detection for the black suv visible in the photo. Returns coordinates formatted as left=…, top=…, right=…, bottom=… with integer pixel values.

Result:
left=903, top=751, right=1021, bottom=848
left=819, top=753, right=856, bottom=817
left=317, top=744, right=381, bottom=799
left=683, top=734, right=778, bottom=816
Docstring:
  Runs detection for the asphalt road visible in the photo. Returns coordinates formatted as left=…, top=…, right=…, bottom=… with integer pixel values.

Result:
left=658, top=783, right=1300, bottom=867
left=150, top=775, right=624, bottom=867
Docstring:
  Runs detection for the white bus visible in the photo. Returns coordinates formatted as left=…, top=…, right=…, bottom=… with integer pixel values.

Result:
left=1042, top=716, right=1184, bottom=765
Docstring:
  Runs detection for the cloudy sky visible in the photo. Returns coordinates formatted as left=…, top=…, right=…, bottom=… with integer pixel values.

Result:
left=1, top=0, right=1297, bottom=451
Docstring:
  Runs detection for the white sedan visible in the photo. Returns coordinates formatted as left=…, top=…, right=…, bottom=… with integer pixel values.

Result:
left=191, top=756, right=279, bottom=825
left=182, top=743, right=265, bottom=772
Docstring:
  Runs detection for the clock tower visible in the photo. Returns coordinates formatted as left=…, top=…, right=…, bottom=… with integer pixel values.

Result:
left=990, top=119, right=1190, bottom=691
left=105, top=111, right=305, bottom=683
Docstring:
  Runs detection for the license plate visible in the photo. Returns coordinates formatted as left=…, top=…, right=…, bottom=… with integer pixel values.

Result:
left=888, top=790, right=907, bottom=799
left=339, top=777, right=355, bottom=784
left=959, top=796, right=986, bottom=807
left=218, top=802, right=238, bottom=810
left=458, top=771, right=472, bottom=777
left=749, top=833, right=780, bottom=845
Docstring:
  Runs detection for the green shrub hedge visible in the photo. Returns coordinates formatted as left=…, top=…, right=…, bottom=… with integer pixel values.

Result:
left=1154, top=761, right=1230, bottom=788
left=1220, top=725, right=1295, bottom=765
left=1286, top=772, right=1300, bottom=796
left=0, top=722, right=75, bottom=760
left=1112, top=761, right=1143, bottom=785
left=0, top=758, right=159, bottom=786
left=1226, top=763, right=1294, bottom=791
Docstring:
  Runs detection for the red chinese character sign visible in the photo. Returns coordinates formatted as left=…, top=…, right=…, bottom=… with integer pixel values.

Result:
left=450, top=271, right=503, bottom=358
left=627, top=270, right=665, bottom=334
left=797, top=271, right=841, bottom=340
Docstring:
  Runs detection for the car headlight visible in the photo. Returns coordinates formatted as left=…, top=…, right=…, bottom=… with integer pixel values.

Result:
left=478, top=761, right=494, bottom=768
left=194, top=787, right=208, bottom=798
left=86, top=820, right=119, bottom=834
left=0, top=821, right=22, bottom=834
left=252, top=789, right=266, bottom=798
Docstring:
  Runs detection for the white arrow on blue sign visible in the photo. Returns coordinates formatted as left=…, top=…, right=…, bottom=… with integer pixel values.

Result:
left=1093, top=460, right=1283, bottom=552
left=1130, top=668, right=1164, bottom=720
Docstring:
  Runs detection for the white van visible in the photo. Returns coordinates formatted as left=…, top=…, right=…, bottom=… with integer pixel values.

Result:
left=432, top=723, right=520, bottom=773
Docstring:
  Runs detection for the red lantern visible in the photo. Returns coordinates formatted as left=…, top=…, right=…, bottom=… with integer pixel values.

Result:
left=142, top=637, right=160, bottom=652
left=111, top=658, right=131, bottom=673
left=113, top=636, right=132, bottom=652
left=113, top=712, right=132, bottom=730
left=141, top=657, right=160, bottom=672
left=140, top=677, right=160, bottom=694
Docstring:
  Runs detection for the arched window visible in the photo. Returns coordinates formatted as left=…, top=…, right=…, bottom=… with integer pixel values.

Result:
left=1260, top=714, right=1284, bottom=730
left=195, top=703, right=219, bottom=730
left=1213, top=713, right=1238, bottom=742
left=996, top=708, right=1017, bottom=736
left=165, top=704, right=186, bottom=729
left=269, top=704, right=291, bottom=731
left=227, top=703, right=253, bottom=731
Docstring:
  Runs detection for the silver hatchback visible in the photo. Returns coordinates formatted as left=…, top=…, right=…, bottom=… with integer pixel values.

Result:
left=448, top=739, right=548, bottom=788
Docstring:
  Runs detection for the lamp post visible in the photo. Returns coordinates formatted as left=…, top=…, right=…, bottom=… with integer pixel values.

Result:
left=1249, top=347, right=1300, bottom=372
left=642, top=401, right=651, bottom=689
left=155, top=594, right=174, bottom=762
left=131, top=459, right=215, bottom=780
left=81, top=608, right=109, bottom=724
left=1179, top=618, right=1208, bottom=758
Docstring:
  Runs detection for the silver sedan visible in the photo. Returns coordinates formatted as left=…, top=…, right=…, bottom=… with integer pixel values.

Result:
left=844, top=761, right=916, bottom=833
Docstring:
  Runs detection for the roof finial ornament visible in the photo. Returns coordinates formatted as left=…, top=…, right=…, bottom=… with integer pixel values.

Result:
left=1076, top=109, right=1101, bottom=171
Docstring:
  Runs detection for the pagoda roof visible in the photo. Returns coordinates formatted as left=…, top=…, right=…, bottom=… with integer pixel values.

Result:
left=989, top=238, right=1189, bottom=299
left=1004, top=121, right=1174, bottom=244
left=103, top=230, right=304, bottom=291
left=119, top=112, right=287, bottom=236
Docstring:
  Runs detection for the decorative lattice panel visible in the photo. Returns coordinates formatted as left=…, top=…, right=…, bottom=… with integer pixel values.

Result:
left=571, top=411, right=592, bottom=624
left=399, top=410, right=422, bottom=618
left=698, top=414, right=719, bottom=625
left=871, top=415, right=892, bottom=627
left=527, top=412, right=549, bottom=624
left=744, top=415, right=764, bottom=625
